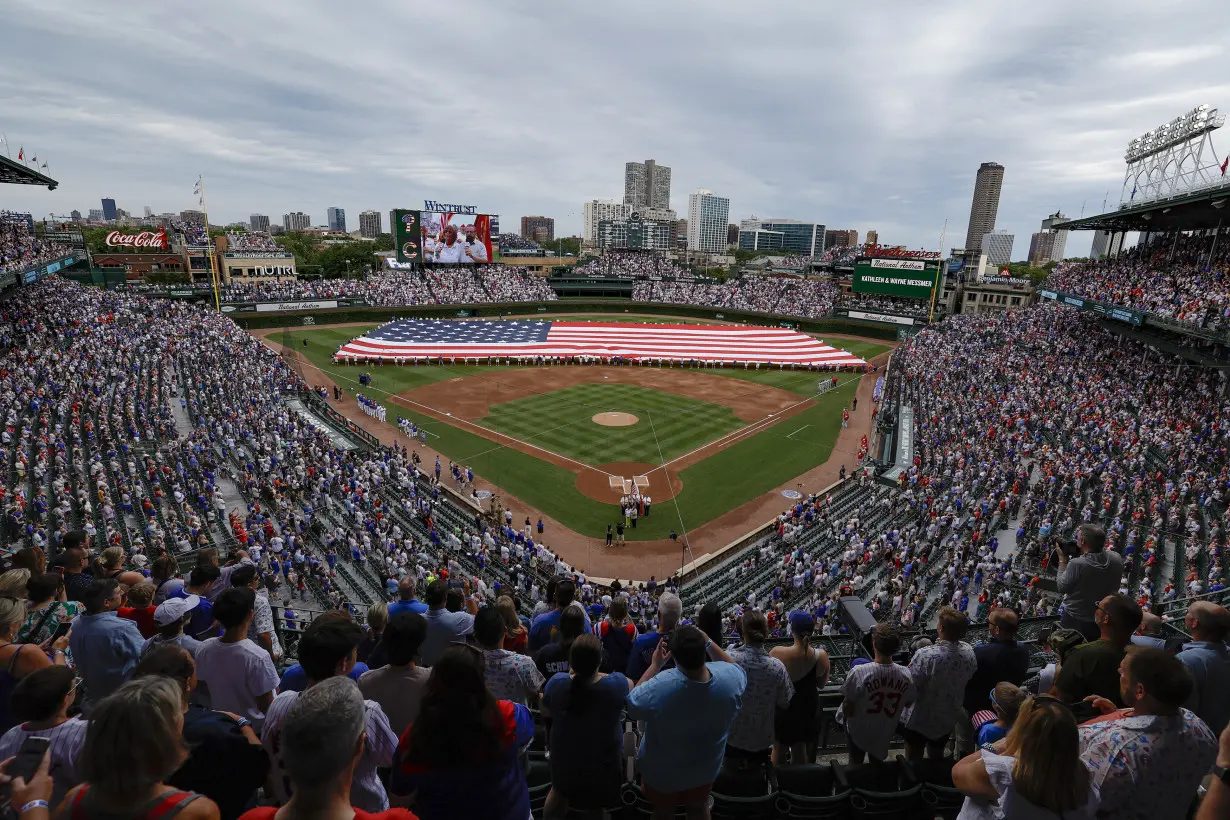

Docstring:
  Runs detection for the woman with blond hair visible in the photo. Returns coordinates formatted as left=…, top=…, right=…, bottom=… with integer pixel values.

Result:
left=93, top=546, right=145, bottom=588
left=54, top=677, right=219, bottom=819
left=0, top=596, right=71, bottom=733
left=952, top=695, right=1098, bottom=819
left=0, top=569, right=31, bottom=599
left=496, top=595, right=528, bottom=653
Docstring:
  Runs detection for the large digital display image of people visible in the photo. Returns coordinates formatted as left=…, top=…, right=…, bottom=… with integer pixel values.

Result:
left=421, top=212, right=492, bottom=264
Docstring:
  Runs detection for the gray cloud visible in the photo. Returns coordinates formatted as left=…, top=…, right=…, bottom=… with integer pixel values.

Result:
left=2, top=0, right=1229, bottom=258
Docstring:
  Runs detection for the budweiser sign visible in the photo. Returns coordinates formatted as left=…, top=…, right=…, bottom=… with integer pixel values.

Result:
left=105, top=229, right=168, bottom=249
left=862, top=244, right=940, bottom=260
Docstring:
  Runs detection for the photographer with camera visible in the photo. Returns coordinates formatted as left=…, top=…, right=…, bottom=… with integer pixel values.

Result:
left=1056, top=524, right=1123, bottom=641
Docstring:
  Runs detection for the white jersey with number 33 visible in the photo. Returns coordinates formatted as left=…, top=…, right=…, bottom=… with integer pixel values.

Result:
left=841, top=661, right=916, bottom=761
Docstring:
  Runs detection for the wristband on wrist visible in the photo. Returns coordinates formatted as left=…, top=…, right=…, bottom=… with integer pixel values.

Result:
left=21, top=800, right=50, bottom=814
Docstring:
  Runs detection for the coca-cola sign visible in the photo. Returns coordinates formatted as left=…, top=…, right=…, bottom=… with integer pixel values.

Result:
left=105, top=229, right=168, bottom=250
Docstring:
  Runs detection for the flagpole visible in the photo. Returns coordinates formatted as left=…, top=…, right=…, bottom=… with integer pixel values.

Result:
left=929, top=218, right=946, bottom=324
left=198, top=175, right=221, bottom=311
left=0, top=134, right=8, bottom=159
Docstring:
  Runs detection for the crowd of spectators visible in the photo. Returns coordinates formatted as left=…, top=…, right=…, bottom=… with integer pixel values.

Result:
left=636, top=274, right=840, bottom=320
left=837, top=293, right=934, bottom=319
left=495, top=233, right=544, bottom=253
left=1048, top=231, right=1230, bottom=331
left=1, top=211, right=70, bottom=274
left=223, top=233, right=281, bottom=252
left=213, top=267, right=557, bottom=306
left=573, top=251, right=692, bottom=279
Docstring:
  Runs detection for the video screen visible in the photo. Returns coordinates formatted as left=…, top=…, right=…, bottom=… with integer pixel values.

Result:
left=421, top=212, right=493, bottom=264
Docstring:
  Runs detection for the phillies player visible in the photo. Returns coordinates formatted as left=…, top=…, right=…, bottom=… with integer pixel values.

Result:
left=841, top=623, right=915, bottom=764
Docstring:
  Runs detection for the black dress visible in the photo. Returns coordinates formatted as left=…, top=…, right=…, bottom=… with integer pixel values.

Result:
left=775, top=651, right=821, bottom=746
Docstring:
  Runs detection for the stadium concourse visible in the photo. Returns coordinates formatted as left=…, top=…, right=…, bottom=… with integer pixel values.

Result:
left=2, top=254, right=1230, bottom=816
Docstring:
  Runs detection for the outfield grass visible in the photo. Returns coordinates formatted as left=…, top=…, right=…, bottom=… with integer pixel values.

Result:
left=277, top=321, right=885, bottom=540
left=476, top=383, right=745, bottom=465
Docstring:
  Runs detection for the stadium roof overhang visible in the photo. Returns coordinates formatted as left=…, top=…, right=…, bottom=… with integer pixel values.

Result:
left=1055, top=182, right=1230, bottom=233
left=0, top=155, right=58, bottom=189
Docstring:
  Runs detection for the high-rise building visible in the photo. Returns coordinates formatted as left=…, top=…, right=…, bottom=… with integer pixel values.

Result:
left=981, top=229, right=1015, bottom=266
left=87, top=209, right=104, bottom=222
left=623, top=160, right=672, bottom=210
left=358, top=210, right=382, bottom=238
left=283, top=212, right=311, bottom=232
left=1027, top=211, right=1068, bottom=266
left=824, top=229, right=858, bottom=249
left=673, top=219, right=688, bottom=250
left=583, top=199, right=632, bottom=243
left=520, top=216, right=555, bottom=243
left=865, top=230, right=879, bottom=246
left=249, top=214, right=271, bottom=232
left=686, top=190, right=731, bottom=253
left=755, top=220, right=825, bottom=256
left=326, top=207, right=346, bottom=232
left=738, top=228, right=785, bottom=251
left=143, top=206, right=153, bottom=218
left=70, top=209, right=82, bottom=221
left=964, top=162, right=1005, bottom=252
left=1089, top=230, right=1123, bottom=260
left=101, top=198, right=117, bottom=221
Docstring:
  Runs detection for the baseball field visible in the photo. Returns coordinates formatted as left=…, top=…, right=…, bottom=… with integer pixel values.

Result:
left=271, top=321, right=889, bottom=541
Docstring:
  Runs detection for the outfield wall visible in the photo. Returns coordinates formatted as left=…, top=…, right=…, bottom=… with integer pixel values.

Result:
left=228, top=298, right=901, bottom=340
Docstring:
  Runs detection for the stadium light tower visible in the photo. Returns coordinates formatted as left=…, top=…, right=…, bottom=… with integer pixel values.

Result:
left=1121, top=104, right=1226, bottom=207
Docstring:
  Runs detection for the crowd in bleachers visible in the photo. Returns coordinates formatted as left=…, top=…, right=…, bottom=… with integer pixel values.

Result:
left=636, top=274, right=840, bottom=320
left=1, top=211, right=70, bottom=274
left=837, top=293, right=934, bottom=319
left=573, top=250, right=692, bottom=279
left=1047, top=231, right=1230, bottom=331
left=213, top=267, right=557, bottom=306
left=495, top=233, right=544, bottom=253
left=224, top=232, right=281, bottom=252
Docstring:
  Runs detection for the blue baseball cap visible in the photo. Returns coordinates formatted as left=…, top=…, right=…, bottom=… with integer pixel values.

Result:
left=788, top=610, right=815, bottom=633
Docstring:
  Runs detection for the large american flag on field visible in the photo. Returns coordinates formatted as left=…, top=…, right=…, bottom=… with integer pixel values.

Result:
left=336, top=320, right=867, bottom=366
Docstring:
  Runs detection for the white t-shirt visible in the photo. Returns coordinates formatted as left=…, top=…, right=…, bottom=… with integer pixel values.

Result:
left=841, top=661, right=916, bottom=760
left=261, top=689, right=399, bottom=813
left=955, top=750, right=1099, bottom=820
left=435, top=242, right=464, bottom=263
left=0, top=718, right=88, bottom=808
left=464, top=239, right=488, bottom=262
left=194, top=637, right=280, bottom=727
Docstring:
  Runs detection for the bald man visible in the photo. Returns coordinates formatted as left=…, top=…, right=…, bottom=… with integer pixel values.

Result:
left=1130, top=611, right=1168, bottom=650
left=1178, top=601, right=1230, bottom=734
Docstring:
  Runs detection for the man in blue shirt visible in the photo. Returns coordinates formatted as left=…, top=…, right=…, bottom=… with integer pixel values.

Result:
left=1177, top=601, right=1230, bottom=735
left=627, top=624, right=746, bottom=815
left=627, top=592, right=682, bottom=680
left=69, top=578, right=145, bottom=709
left=387, top=576, right=429, bottom=617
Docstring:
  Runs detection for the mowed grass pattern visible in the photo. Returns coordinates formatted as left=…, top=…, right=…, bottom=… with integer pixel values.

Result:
left=476, top=383, right=746, bottom=465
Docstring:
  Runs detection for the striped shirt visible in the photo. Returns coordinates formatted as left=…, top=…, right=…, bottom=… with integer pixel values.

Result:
left=0, top=718, right=88, bottom=808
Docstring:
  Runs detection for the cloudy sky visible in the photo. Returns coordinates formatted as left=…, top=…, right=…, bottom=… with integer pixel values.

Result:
left=3, top=0, right=1229, bottom=258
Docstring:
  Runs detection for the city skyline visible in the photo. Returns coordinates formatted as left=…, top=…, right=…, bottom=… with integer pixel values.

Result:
left=3, top=1, right=1226, bottom=256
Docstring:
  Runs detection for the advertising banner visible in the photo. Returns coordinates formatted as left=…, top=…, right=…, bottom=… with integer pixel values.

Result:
left=1040, top=290, right=1058, bottom=300
left=852, top=257, right=940, bottom=298
left=392, top=209, right=422, bottom=264
left=840, top=309, right=916, bottom=326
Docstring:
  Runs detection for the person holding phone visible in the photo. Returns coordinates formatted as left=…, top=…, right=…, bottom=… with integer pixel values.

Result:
left=0, top=597, right=70, bottom=734
left=17, top=573, right=81, bottom=649
left=0, top=666, right=86, bottom=808
left=0, top=745, right=54, bottom=820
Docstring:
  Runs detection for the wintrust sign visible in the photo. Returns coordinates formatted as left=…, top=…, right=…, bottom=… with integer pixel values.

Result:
left=105, top=230, right=168, bottom=249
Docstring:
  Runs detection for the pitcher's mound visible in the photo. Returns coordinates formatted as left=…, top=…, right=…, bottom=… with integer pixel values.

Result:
left=592, top=412, right=639, bottom=427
